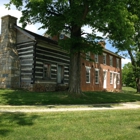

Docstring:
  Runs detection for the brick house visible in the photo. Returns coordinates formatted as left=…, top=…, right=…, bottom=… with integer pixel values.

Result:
left=0, top=15, right=123, bottom=92
left=81, top=46, right=122, bottom=92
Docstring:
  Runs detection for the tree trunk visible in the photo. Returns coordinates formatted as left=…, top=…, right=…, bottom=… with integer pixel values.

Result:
left=136, top=78, right=140, bottom=93
left=68, top=51, right=82, bottom=94
left=68, top=25, right=82, bottom=94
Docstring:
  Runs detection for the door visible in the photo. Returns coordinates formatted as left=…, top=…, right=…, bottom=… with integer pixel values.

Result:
left=57, top=65, right=63, bottom=84
left=103, top=71, right=107, bottom=89
left=114, top=73, right=116, bottom=89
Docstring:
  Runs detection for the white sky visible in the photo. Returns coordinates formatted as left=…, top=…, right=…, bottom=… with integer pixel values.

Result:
left=0, top=0, right=130, bottom=67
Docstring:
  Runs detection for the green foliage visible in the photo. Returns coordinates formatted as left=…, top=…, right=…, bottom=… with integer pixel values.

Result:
left=6, top=0, right=140, bottom=93
left=6, top=0, right=138, bottom=53
left=122, top=62, right=136, bottom=88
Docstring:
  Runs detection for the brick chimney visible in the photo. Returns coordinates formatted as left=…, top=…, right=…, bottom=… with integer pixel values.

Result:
left=0, top=15, right=20, bottom=88
left=99, top=41, right=106, bottom=48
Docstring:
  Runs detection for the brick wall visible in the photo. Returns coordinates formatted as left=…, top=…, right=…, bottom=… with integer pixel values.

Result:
left=81, top=52, right=122, bottom=92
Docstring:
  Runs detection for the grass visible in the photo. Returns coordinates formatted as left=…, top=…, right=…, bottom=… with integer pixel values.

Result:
left=0, top=87, right=139, bottom=105
left=0, top=109, right=140, bottom=140
left=0, top=87, right=140, bottom=140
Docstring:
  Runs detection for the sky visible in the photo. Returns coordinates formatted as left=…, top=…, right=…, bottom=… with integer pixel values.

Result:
left=0, top=0, right=131, bottom=67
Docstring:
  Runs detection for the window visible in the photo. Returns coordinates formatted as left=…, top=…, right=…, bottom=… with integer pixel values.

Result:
left=57, top=65, right=64, bottom=84
left=95, top=69, right=99, bottom=84
left=86, top=52, right=90, bottom=61
left=43, top=64, right=51, bottom=79
left=95, top=54, right=98, bottom=63
left=103, top=53, right=106, bottom=64
left=59, top=34, right=64, bottom=39
left=110, top=72, right=113, bottom=84
left=117, top=73, right=120, bottom=84
left=85, top=66, right=91, bottom=83
left=116, top=58, right=119, bottom=68
left=110, top=56, right=113, bottom=66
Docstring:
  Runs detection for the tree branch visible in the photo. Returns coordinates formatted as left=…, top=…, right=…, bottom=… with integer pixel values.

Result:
left=82, top=3, right=89, bottom=20
left=128, top=50, right=136, bottom=66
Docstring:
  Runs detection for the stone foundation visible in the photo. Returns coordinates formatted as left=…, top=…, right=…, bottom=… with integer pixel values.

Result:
left=20, top=82, right=68, bottom=92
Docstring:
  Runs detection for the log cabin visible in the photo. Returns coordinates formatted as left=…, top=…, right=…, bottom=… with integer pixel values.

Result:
left=0, top=15, right=123, bottom=92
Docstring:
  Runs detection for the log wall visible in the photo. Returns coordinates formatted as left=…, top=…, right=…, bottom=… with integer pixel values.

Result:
left=17, top=41, right=35, bottom=89
left=35, top=43, right=70, bottom=85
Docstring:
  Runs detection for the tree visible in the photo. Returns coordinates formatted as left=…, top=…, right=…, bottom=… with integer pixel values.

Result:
left=6, top=0, right=137, bottom=94
left=110, top=1, right=140, bottom=92
left=122, top=63, right=136, bottom=88
left=127, top=1, right=140, bottom=92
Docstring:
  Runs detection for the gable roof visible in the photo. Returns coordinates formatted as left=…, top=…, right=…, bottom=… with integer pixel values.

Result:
left=14, top=25, right=58, bottom=45
left=14, top=25, right=124, bottom=59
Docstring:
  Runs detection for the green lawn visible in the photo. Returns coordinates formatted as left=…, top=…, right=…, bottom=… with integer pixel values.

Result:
left=0, top=87, right=139, bottom=105
left=0, top=109, right=140, bottom=140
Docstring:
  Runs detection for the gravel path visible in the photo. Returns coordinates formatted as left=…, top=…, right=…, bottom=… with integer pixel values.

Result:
left=0, top=102, right=140, bottom=113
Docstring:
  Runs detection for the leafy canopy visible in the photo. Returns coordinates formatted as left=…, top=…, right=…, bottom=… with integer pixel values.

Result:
left=5, top=0, right=137, bottom=54
left=122, top=63, right=136, bottom=88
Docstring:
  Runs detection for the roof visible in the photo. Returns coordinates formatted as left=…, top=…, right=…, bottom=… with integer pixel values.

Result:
left=14, top=25, right=58, bottom=45
left=14, top=25, right=124, bottom=59
left=103, top=48, right=124, bottom=59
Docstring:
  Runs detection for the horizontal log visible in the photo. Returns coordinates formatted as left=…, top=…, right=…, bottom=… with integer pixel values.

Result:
left=19, top=54, right=33, bottom=58
left=36, top=54, right=69, bottom=65
left=37, top=45, right=68, bottom=56
left=18, top=51, right=33, bottom=56
left=36, top=52, right=69, bottom=62
left=36, top=48, right=69, bottom=59
left=17, top=46, right=33, bottom=52
left=18, top=50, right=33, bottom=55
left=21, top=73, right=32, bottom=75
left=36, top=58, right=69, bottom=65
left=17, top=41, right=35, bottom=47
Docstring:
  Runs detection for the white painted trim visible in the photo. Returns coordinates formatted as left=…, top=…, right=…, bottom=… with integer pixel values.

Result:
left=85, top=66, right=91, bottom=83
left=94, top=54, right=98, bottom=63
left=86, top=52, right=90, bottom=61
left=110, top=72, right=113, bottom=84
left=95, top=68, right=99, bottom=71
left=85, top=66, right=91, bottom=69
left=95, top=69, right=99, bottom=84
left=103, top=69, right=108, bottom=72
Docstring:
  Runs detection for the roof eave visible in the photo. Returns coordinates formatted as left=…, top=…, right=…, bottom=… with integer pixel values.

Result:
left=103, top=48, right=125, bottom=59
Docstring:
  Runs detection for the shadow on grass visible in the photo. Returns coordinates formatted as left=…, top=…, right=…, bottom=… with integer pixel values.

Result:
left=0, top=113, right=38, bottom=136
left=0, top=89, right=140, bottom=105
left=88, top=104, right=112, bottom=108
left=137, top=126, right=140, bottom=130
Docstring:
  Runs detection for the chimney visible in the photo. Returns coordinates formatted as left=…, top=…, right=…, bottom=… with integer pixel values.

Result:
left=99, top=41, right=106, bottom=48
left=0, top=15, right=20, bottom=88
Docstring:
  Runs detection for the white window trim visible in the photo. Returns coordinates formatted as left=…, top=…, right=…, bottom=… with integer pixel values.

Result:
left=103, top=53, right=107, bottom=65
left=95, top=54, right=98, bottom=63
left=86, top=52, right=90, bottom=61
left=117, top=73, right=120, bottom=84
left=116, top=58, right=119, bottom=68
left=95, top=68, right=99, bottom=84
left=110, top=72, right=113, bottom=84
left=59, top=34, right=64, bottom=39
left=85, top=66, right=91, bottom=83
left=103, top=69, right=108, bottom=72
left=109, top=55, right=113, bottom=66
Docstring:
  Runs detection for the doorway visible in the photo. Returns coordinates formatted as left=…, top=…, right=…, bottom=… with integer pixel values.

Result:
left=57, top=65, right=64, bottom=84
left=114, top=73, right=116, bottom=89
left=103, top=70, right=107, bottom=89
